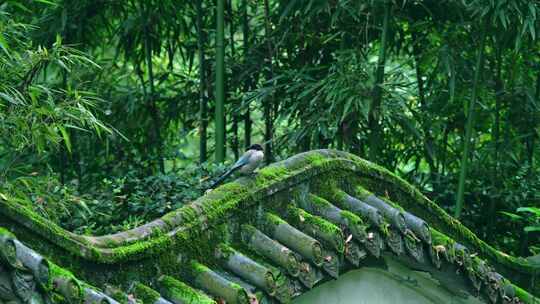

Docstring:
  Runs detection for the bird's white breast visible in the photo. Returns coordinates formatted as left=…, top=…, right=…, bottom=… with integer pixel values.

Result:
left=239, top=150, right=264, bottom=174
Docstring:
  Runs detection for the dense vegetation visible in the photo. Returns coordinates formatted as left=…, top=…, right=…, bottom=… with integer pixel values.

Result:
left=0, top=0, right=538, bottom=257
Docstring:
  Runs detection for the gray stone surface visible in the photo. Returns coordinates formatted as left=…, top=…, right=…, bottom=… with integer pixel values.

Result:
left=294, top=259, right=485, bottom=304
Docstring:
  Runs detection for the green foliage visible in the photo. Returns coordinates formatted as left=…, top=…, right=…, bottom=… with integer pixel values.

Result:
left=62, top=163, right=227, bottom=235
left=0, top=6, right=113, bottom=228
left=0, top=0, right=539, bottom=258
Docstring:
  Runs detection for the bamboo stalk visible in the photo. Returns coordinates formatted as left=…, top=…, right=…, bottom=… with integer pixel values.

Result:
left=196, top=0, right=208, bottom=163
left=262, top=0, right=274, bottom=163
left=241, top=0, right=252, bottom=148
left=455, top=24, right=488, bottom=218
left=215, top=0, right=226, bottom=162
left=368, top=1, right=391, bottom=162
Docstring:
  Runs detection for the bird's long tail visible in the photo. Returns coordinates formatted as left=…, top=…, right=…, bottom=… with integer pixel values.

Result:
left=210, top=168, right=236, bottom=189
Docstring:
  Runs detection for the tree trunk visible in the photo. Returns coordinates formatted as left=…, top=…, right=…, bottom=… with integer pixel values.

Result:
left=411, top=28, right=436, bottom=181
left=227, top=0, right=239, bottom=160
left=197, top=0, right=208, bottom=163
left=242, top=0, right=252, bottom=149
left=487, top=49, right=503, bottom=240
left=368, top=2, right=391, bottom=162
left=144, top=10, right=164, bottom=173
left=215, top=0, right=226, bottom=163
left=196, top=0, right=208, bottom=163
left=527, top=70, right=540, bottom=169
left=263, top=0, right=274, bottom=163
left=455, top=25, right=487, bottom=218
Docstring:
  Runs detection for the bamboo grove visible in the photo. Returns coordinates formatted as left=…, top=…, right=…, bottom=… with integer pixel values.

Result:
left=0, top=1, right=539, bottom=257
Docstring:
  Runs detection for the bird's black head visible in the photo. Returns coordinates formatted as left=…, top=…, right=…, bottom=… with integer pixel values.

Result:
left=247, top=144, right=263, bottom=151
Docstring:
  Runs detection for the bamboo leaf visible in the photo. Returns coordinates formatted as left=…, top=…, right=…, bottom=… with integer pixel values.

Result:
left=524, top=226, right=540, bottom=233
left=517, top=207, right=540, bottom=216
left=58, top=126, right=72, bottom=154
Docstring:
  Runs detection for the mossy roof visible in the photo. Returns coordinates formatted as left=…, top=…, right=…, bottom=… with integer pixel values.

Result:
left=0, top=149, right=538, bottom=304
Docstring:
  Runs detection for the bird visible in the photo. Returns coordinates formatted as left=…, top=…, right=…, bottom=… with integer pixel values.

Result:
left=210, top=144, right=264, bottom=189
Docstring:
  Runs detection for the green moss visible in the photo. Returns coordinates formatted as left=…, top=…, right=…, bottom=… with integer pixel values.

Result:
left=340, top=210, right=364, bottom=226
left=191, top=260, right=211, bottom=277
left=0, top=227, right=15, bottom=238
left=43, top=262, right=85, bottom=303
left=159, top=275, right=214, bottom=304
left=286, top=205, right=344, bottom=253
left=308, top=194, right=332, bottom=209
left=431, top=228, right=453, bottom=246
left=1, top=149, right=539, bottom=297
left=106, top=285, right=129, bottom=304
left=132, top=282, right=161, bottom=304
left=215, top=243, right=236, bottom=260
left=303, top=153, right=328, bottom=167
left=255, top=165, right=289, bottom=185
left=513, top=284, right=539, bottom=304
left=354, top=185, right=372, bottom=200
left=265, top=213, right=287, bottom=226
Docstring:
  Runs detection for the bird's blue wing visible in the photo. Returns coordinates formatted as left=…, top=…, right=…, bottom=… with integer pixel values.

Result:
left=230, top=152, right=250, bottom=170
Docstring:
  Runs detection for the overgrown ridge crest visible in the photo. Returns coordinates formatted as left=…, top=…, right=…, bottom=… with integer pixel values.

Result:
left=0, top=149, right=539, bottom=303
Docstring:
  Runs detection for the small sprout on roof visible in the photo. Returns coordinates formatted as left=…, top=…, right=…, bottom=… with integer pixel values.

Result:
left=498, top=250, right=510, bottom=258
left=434, top=245, right=446, bottom=259
left=249, top=295, right=259, bottom=304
